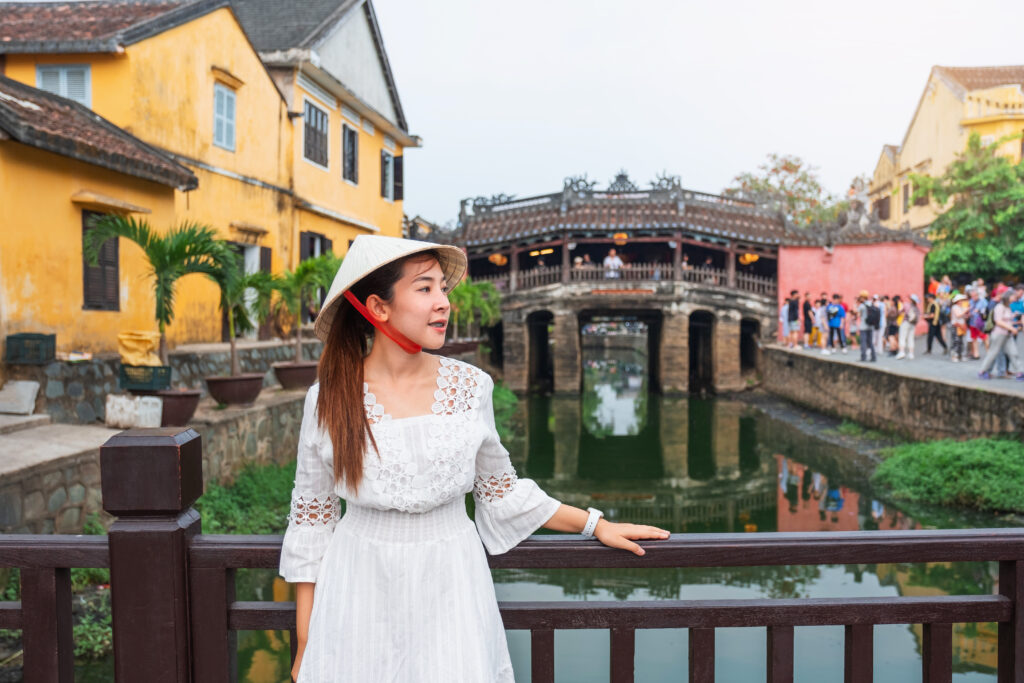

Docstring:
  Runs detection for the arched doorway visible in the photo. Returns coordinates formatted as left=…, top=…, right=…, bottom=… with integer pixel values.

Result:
left=689, top=311, right=714, bottom=395
left=526, top=310, right=553, bottom=392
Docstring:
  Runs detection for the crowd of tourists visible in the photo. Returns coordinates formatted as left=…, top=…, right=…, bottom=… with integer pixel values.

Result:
left=780, top=276, right=1024, bottom=381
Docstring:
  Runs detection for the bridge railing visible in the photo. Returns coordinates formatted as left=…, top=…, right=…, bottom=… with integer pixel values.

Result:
left=474, top=264, right=777, bottom=298
left=2, top=429, right=1019, bottom=682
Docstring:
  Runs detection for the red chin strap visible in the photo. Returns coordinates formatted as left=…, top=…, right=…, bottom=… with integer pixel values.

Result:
left=343, top=290, right=422, bottom=354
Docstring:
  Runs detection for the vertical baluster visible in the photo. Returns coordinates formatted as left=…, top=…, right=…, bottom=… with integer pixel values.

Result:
left=532, top=629, right=555, bottom=683
left=1000, top=560, right=1024, bottom=683
left=610, top=628, right=635, bottom=683
left=21, top=567, right=73, bottom=682
left=689, top=628, right=715, bottom=682
left=844, top=624, right=873, bottom=682
left=190, top=566, right=237, bottom=682
left=922, top=622, right=952, bottom=683
left=767, top=625, right=794, bottom=683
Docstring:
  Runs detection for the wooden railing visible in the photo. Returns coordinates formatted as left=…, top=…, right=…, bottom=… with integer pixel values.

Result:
left=474, top=264, right=777, bottom=298
left=1, top=429, right=1021, bottom=682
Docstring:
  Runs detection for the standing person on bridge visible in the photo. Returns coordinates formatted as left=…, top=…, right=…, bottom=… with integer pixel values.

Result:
left=855, top=291, right=878, bottom=362
left=279, top=235, right=670, bottom=683
left=784, top=290, right=801, bottom=348
left=826, top=294, right=847, bottom=353
left=978, top=289, right=1024, bottom=380
left=603, top=248, right=624, bottom=278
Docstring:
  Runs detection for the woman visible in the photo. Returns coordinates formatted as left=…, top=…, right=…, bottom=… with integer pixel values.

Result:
left=977, top=289, right=1024, bottom=380
left=280, top=235, right=669, bottom=682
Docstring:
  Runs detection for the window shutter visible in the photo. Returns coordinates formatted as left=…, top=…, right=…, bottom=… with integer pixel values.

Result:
left=82, top=211, right=119, bottom=310
left=225, top=90, right=235, bottom=149
left=381, top=150, right=387, bottom=197
left=393, top=156, right=403, bottom=201
left=299, top=231, right=312, bottom=261
left=64, top=67, right=88, bottom=106
left=322, top=238, right=333, bottom=256
left=260, top=246, right=272, bottom=272
left=38, top=67, right=60, bottom=94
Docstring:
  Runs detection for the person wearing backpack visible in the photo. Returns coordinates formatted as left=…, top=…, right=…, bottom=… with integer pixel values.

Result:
left=826, top=294, right=847, bottom=353
left=897, top=294, right=921, bottom=359
left=856, top=291, right=878, bottom=362
left=923, top=292, right=948, bottom=355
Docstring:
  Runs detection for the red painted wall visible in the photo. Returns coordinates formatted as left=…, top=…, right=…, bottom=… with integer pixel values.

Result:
left=776, top=242, right=929, bottom=339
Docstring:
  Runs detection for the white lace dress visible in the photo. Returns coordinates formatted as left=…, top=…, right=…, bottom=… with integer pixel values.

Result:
left=279, top=357, right=561, bottom=683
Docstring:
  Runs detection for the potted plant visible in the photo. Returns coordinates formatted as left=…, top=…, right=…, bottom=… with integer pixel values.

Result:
left=271, top=253, right=339, bottom=390
left=203, top=250, right=278, bottom=405
left=84, top=215, right=236, bottom=425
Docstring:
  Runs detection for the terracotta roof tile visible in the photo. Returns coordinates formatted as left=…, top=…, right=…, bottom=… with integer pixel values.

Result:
left=0, top=75, right=197, bottom=189
left=934, top=65, right=1024, bottom=92
left=0, top=0, right=227, bottom=53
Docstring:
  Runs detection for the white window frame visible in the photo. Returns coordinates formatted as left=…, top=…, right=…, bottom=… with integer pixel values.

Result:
left=342, top=123, right=359, bottom=186
left=36, top=64, right=92, bottom=108
left=301, top=97, right=331, bottom=171
left=381, top=149, right=394, bottom=202
left=213, top=82, right=236, bottom=152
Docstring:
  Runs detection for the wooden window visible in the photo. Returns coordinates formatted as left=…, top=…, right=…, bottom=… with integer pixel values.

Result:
left=303, top=100, right=329, bottom=168
left=82, top=211, right=119, bottom=310
left=299, top=232, right=332, bottom=323
left=874, top=196, right=891, bottom=221
left=902, top=184, right=910, bottom=213
left=394, top=156, right=403, bottom=201
left=213, top=83, right=236, bottom=151
left=914, top=185, right=929, bottom=207
left=342, top=123, right=359, bottom=183
left=36, top=65, right=91, bottom=107
left=380, top=150, right=394, bottom=200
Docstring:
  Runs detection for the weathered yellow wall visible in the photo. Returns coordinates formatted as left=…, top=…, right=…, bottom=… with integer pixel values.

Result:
left=292, top=80, right=405, bottom=242
left=3, top=52, right=133, bottom=125
left=0, top=142, right=180, bottom=353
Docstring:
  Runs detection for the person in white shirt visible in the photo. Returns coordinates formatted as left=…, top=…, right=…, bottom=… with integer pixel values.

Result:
left=603, top=248, right=624, bottom=279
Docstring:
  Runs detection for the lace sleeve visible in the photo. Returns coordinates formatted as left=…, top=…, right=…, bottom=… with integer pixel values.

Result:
left=473, top=372, right=560, bottom=555
left=279, top=384, right=341, bottom=583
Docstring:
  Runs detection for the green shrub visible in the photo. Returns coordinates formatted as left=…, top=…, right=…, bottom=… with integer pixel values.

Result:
left=195, top=461, right=296, bottom=535
left=491, top=380, right=519, bottom=443
left=873, top=438, right=1024, bottom=513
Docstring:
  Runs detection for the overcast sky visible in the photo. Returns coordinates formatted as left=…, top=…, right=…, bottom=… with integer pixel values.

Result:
left=373, top=0, right=1024, bottom=226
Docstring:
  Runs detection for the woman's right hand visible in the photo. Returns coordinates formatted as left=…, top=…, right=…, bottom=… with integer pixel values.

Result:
left=291, top=649, right=303, bottom=682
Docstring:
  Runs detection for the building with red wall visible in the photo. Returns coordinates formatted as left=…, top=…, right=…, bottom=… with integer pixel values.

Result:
left=776, top=207, right=930, bottom=340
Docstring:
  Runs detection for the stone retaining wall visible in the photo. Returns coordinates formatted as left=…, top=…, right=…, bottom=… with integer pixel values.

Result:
left=0, top=389, right=307, bottom=534
left=762, top=346, right=1024, bottom=441
left=5, top=339, right=322, bottom=424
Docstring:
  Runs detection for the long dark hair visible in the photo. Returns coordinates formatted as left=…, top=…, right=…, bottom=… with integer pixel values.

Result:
left=316, top=251, right=441, bottom=492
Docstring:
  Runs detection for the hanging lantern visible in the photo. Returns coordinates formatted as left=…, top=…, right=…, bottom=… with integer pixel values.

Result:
left=612, top=232, right=628, bottom=246
left=738, top=253, right=760, bottom=266
left=488, top=252, right=508, bottom=267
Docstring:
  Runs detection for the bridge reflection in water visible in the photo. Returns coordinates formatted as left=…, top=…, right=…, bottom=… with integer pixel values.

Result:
left=492, top=345, right=1004, bottom=682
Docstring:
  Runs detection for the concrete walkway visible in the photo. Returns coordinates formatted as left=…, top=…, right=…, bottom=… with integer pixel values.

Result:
left=781, top=333, right=1024, bottom=396
left=0, top=423, right=119, bottom=478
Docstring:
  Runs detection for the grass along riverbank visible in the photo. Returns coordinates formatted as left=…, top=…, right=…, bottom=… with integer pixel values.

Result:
left=873, top=438, right=1024, bottom=515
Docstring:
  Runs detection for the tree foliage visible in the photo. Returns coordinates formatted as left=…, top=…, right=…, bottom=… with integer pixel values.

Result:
left=911, top=132, right=1024, bottom=281
left=723, top=153, right=844, bottom=226
left=446, top=277, right=501, bottom=339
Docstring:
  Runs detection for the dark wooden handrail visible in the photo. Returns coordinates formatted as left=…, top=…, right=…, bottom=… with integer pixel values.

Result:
left=2, top=428, right=1022, bottom=682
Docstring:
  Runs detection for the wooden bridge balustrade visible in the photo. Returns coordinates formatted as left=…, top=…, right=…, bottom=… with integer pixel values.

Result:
left=2, top=428, right=1024, bottom=681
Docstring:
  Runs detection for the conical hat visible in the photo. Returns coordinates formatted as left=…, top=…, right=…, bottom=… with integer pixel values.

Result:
left=314, top=235, right=467, bottom=342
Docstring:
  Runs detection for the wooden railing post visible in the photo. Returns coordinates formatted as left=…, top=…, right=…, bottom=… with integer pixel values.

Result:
left=101, top=428, right=203, bottom=683
left=999, top=560, right=1024, bottom=683
left=21, top=567, right=73, bottom=682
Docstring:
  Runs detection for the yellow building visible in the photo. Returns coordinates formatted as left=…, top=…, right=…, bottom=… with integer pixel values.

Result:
left=0, top=0, right=418, bottom=353
left=232, top=0, right=421, bottom=266
left=869, top=65, right=1024, bottom=232
left=0, top=75, right=195, bottom=356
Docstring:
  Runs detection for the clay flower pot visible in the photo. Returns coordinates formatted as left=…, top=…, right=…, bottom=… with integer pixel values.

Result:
left=204, top=373, right=264, bottom=406
left=273, top=361, right=319, bottom=390
left=155, top=388, right=202, bottom=426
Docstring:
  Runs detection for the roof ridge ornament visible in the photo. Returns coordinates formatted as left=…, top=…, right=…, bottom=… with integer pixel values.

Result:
left=607, top=169, right=639, bottom=193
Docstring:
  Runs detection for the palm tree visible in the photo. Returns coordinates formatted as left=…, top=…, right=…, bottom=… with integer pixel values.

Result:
left=83, top=215, right=237, bottom=364
left=272, top=253, right=339, bottom=363
left=206, top=254, right=278, bottom=376
left=448, top=278, right=501, bottom=340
